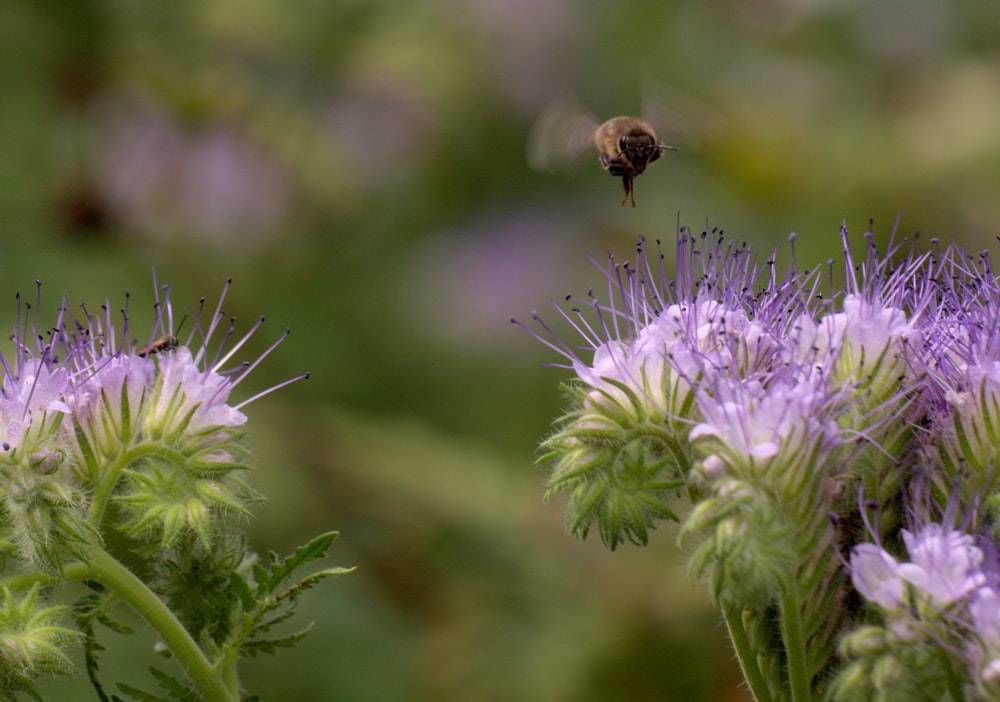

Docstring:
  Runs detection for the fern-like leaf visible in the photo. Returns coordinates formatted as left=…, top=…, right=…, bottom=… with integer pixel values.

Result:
left=116, top=666, right=198, bottom=702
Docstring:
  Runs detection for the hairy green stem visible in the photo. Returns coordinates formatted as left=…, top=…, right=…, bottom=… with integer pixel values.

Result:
left=939, top=647, right=967, bottom=702
left=85, top=545, right=237, bottom=702
left=86, top=450, right=133, bottom=526
left=723, top=604, right=773, bottom=702
left=0, top=554, right=238, bottom=700
left=222, top=658, right=240, bottom=697
left=780, top=586, right=811, bottom=702
left=0, top=562, right=91, bottom=591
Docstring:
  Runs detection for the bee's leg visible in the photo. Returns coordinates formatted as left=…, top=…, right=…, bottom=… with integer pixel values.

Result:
left=621, top=175, right=634, bottom=207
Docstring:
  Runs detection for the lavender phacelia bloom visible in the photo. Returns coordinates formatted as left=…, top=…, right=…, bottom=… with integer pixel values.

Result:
left=0, top=278, right=307, bottom=563
left=519, top=221, right=1000, bottom=700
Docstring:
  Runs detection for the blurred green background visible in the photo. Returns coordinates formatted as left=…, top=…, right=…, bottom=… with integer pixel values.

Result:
left=2, top=0, right=999, bottom=699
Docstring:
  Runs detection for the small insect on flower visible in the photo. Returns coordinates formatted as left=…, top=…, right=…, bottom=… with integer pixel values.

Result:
left=137, top=335, right=178, bottom=358
left=138, top=315, right=186, bottom=357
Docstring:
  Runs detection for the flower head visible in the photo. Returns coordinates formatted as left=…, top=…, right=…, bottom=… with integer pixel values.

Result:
left=516, top=231, right=798, bottom=421
left=513, top=230, right=801, bottom=548
left=851, top=523, right=986, bottom=611
left=517, top=225, right=929, bottom=549
left=522, top=222, right=1000, bottom=700
left=0, top=585, right=81, bottom=695
left=850, top=542, right=904, bottom=610
left=0, top=277, right=307, bottom=562
left=898, top=524, right=986, bottom=607
left=690, top=369, right=843, bottom=481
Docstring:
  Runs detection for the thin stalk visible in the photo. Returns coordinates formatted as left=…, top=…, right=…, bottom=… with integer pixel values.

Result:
left=86, top=441, right=185, bottom=526
left=780, top=585, right=811, bottom=702
left=0, top=562, right=92, bottom=591
left=85, top=545, right=236, bottom=702
left=938, top=648, right=966, bottom=702
left=723, top=603, right=774, bottom=702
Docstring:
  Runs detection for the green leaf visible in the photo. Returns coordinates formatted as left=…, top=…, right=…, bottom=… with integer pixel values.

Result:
left=247, top=608, right=295, bottom=635
left=260, top=531, right=339, bottom=595
left=75, top=587, right=136, bottom=702
left=218, top=531, right=353, bottom=661
left=18, top=686, right=45, bottom=702
left=229, top=571, right=256, bottom=610
left=264, top=567, right=354, bottom=613
left=148, top=667, right=198, bottom=701
left=241, top=623, right=312, bottom=657
left=251, top=561, right=270, bottom=592
left=114, top=684, right=174, bottom=702
left=115, top=667, right=198, bottom=702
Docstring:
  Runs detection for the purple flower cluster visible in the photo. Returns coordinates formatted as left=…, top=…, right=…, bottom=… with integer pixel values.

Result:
left=516, top=226, right=926, bottom=544
left=0, top=278, right=306, bottom=565
left=519, top=222, right=1000, bottom=697
left=847, top=520, right=1000, bottom=698
left=852, top=525, right=986, bottom=612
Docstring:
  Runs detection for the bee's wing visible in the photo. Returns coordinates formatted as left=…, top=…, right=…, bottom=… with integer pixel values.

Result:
left=640, top=67, right=726, bottom=150
left=526, top=88, right=601, bottom=173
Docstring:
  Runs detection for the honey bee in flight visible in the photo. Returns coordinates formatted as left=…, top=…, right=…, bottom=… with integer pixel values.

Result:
left=528, top=75, right=720, bottom=206
left=592, top=116, right=677, bottom=206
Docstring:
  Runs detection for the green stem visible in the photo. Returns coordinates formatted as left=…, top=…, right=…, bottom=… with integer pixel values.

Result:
left=643, top=423, right=701, bottom=503
left=0, top=562, right=92, bottom=591
left=87, top=442, right=183, bottom=525
left=0, top=554, right=238, bottom=700
left=722, top=604, right=773, bottom=702
left=780, top=586, right=811, bottom=702
left=221, top=657, right=240, bottom=698
left=85, top=545, right=237, bottom=702
left=938, top=647, right=966, bottom=702
left=86, top=450, right=133, bottom=525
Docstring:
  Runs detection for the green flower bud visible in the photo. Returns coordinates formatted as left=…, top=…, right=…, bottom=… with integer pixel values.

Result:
left=0, top=585, right=80, bottom=695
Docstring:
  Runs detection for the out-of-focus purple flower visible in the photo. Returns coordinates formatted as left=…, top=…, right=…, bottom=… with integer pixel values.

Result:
left=97, top=104, right=291, bottom=247
left=897, top=525, right=985, bottom=607
left=970, top=586, right=1000, bottom=697
left=850, top=542, right=905, bottom=610
left=851, top=524, right=986, bottom=611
